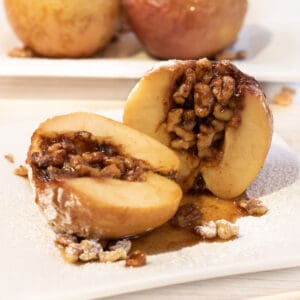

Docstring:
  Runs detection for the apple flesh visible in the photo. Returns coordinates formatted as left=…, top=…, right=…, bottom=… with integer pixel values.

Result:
left=5, top=0, right=120, bottom=58
left=122, top=0, right=247, bottom=59
left=123, top=59, right=273, bottom=199
left=27, top=112, right=182, bottom=239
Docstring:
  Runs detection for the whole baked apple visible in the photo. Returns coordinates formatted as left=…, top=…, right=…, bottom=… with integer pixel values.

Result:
left=5, top=0, right=120, bottom=58
left=122, top=0, right=247, bottom=59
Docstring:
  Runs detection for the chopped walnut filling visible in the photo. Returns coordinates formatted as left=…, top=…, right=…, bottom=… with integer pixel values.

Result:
left=195, top=219, right=239, bottom=240
left=166, top=59, right=244, bottom=192
left=30, top=131, right=151, bottom=182
left=239, top=199, right=268, bottom=216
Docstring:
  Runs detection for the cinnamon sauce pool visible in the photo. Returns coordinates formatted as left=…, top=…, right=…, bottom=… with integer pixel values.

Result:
left=131, top=193, right=247, bottom=255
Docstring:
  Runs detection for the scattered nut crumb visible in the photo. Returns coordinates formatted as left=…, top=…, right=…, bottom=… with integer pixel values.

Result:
left=79, top=239, right=102, bottom=262
left=125, top=250, right=147, bottom=267
left=54, top=233, right=78, bottom=248
left=14, top=165, right=28, bottom=177
left=272, top=86, right=296, bottom=106
left=8, top=46, right=35, bottom=58
left=4, top=153, right=14, bottom=163
left=64, top=243, right=83, bottom=264
left=215, top=219, right=239, bottom=240
left=194, top=221, right=217, bottom=239
left=109, top=239, right=132, bottom=254
left=195, top=219, right=239, bottom=240
left=215, top=50, right=247, bottom=61
left=99, top=248, right=127, bottom=263
left=55, top=234, right=131, bottom=264
left=239, top=199, right=268, bottom=216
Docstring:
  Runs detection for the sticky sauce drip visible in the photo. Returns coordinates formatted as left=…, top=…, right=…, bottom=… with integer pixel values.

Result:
left=131, top=193, right=246, bottom=255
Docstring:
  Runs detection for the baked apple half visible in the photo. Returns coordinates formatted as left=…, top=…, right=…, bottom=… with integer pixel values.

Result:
left=27, top=112, right=182, bottom=239
left=124, top=59, right=273, bottom=199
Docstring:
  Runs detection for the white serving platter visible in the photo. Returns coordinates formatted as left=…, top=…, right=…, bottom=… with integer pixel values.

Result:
left=1, top=109, right=300, bottom=300
left=0, top=0, right=300, bottom=82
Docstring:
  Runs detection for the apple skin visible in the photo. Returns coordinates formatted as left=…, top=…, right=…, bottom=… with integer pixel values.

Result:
left=27, top=112, right=182, bottom=239
left=122, top=0, right=247, bottom=59
left=123, top=60, right=273, bottom=199
left=4, top=0, right=120, bottom=58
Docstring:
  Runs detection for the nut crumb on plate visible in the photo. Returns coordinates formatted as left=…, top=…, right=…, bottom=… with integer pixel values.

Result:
left=215, top=219, right=239, bottom=240
left=239, top=199, right=268, bottom=216
left=99, top=248, right=127, bottom=263
left=272, top=86, right=296, bottom=106
left=4, top=153, right=14, bottom=163
left=194, top=221, right=217, bottom=239
left=14, top=165, right=28, bottom=177
left=195, top=219, right=239, bottom=240
left=55, top=234, right=131, bottom=264
left=109, top=239, right=132, bottom=254
left=125, top=250, right=147, bottom=267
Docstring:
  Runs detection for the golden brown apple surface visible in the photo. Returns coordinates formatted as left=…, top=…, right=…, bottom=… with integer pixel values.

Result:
left=122, top=0, right=247, bottom=59
left=124, top=59, right=273, bottom=199
left=5, top=0, right=120, bottom=58
left=27, top=112, right=182, bottom=239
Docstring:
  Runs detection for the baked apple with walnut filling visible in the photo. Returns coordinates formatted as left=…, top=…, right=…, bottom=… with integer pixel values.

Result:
left=123, top=59, right=273, bottom=199
left=122, top=0, right=247, bottom=59
left=27, top=112, right=182, bottom=239
left=4, top=0, right=120, bottom=58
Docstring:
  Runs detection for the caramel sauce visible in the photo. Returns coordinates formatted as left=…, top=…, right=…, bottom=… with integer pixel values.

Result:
left=131, top=193, right=246, bottom=255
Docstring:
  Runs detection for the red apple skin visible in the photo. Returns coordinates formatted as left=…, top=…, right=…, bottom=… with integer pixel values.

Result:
left=122, top=0, right=247, bottom=59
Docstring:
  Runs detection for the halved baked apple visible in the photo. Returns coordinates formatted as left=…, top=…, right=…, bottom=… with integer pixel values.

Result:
left=27, top=112, right=182, bottom=239
left=123, top=59, right=273, bottom=199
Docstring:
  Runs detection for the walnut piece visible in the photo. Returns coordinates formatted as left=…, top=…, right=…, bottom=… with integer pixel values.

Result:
left=171, top=203, right=201, bottom=229
left=194, top=221, right=217, bottom=239
left=194, top=83, right=215, bottom=118
left=125, top=250, right=147, bottom=267
left=195, top=219, right=239, bottom=240
left=79, top=239, right=102, bottom=262
left=167, top=109, right=183, bottom=132
left=173, top=68, right=196, bottom=104
left=14, top=165, right=28, bottom=177
left=55, top=234, right=131, bottom=264
left=54, top=233, right=78, bottom=248
left=211, top=76, right=235, bottom=105
left=109, top=240, right=132, bottom=254
left=239, top=199, right=268, bottom=216
left=99, top=248, right=127, bottom=263
left=215, top=219, right=239, bottom=240
left=65, top=243, right=83, bottom=264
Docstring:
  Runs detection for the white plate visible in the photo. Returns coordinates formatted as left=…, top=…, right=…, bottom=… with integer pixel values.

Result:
left=1, top=0, right=300, bottom=82
left=1, top=110, right=300, bottom=300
